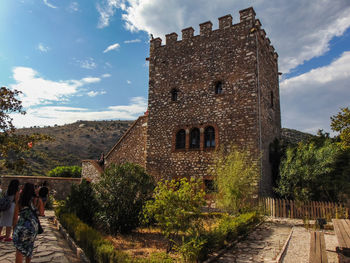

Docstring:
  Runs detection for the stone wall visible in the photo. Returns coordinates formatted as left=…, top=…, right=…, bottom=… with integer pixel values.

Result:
left=146, top=7, right=280, bottom=193
left=255, top=17, right=281, bottom=196
left=81, top=160, right=103, bottom=183
left=80, top=7, right=281, bottom=195
left=0, top=175, right=81, bottom=200
left=105, top=115, right=148, bottom=169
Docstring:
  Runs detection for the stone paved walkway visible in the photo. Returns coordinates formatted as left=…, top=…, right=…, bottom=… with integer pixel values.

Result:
left=0, top=211, right=81, bottom=263
left=213, top=219, right=294, bottom=263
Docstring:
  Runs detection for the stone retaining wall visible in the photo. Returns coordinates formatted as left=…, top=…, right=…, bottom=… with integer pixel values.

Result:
left=0, top=175, right=81, bottom=200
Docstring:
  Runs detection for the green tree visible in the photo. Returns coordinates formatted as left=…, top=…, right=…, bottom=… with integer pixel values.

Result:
left=143, top=177, right=206, bottom=253
left=331, top=107, right=350, bottom=150
left=213, top=146, right=259, bottom=214
left=0, top=86, right=51, bottom=173
left=65, top=179, right=98, bottom=225
left=94, top=163, right=155, bottom=234
left=0, top=86, right=24, bottom=131
left=276, top=136, right=350, bottom=202
left=143, top=178, right=205, bottom=238
left=48, top=166, right=82, bottom=178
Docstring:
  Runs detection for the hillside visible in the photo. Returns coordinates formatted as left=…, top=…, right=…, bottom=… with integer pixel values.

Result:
left=281, top=128, right=314, bottom=145
left=3, top=120, right=133, bottom=176
left=1, top=122, right=312, bottom=176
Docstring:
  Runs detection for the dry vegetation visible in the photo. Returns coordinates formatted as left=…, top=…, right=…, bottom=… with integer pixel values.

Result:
left=4, top=120, right=133, bottom=176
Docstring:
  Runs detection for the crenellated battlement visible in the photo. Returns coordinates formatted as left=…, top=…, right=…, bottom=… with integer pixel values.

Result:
left=150, top=7, right=277, bottom=59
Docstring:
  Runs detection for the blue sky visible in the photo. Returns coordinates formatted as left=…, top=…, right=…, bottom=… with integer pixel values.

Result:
left=1, top=0, right=350, bottom=135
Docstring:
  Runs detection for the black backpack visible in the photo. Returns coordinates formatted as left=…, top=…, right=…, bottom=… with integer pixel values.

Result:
left=0, top=194, right=11, bottom=212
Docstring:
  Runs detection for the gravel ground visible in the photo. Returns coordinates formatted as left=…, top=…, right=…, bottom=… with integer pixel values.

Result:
left=214, top=219, right=292, bottom=263
left=282, top=225, right=339, bottom=263
left=325, top=232, right=339, bottom=263
left=282, top=226, right=310, bottom=263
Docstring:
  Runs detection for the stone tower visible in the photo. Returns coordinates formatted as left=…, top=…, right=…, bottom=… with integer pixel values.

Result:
left=146, top=7, right=281, bottom=195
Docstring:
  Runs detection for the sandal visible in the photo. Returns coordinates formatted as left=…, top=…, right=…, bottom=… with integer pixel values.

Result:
left=4, top=237, right=12, bottom=242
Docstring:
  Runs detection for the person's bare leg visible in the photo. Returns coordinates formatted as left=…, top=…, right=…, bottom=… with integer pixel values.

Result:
left=0, top=226, right=3, bottom=236
left=25, top=256, right=31, bottom=263
left=15, top=250, right=23, bottom=263
left=5, top=226, right=11, bottom=238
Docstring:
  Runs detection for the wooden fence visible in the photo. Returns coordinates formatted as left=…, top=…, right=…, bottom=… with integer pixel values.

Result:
left=261, top=197, right=349, bottom=220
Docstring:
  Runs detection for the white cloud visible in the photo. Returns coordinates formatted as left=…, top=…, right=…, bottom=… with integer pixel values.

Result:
left=103, top=43, right=120, bottom=53
left=87, top=90, right=107, bottom=97
left=81, top=77, right=101, bottom=83
left=37, top=43, right=50, bottom=53
left=97, top=0, right=124, bottom=28
left=99, top=0, right=350, bottom=73
left=104, top=62, right=112, bottom=68
left=280, top=51, right=350, bottom=135
left=68, top=2, right=79, bottom=12
left=102, top=73, right=111, bottom=78
left=10, top=67, right=101, bottom=107
left=76, top=57, right=97, bottom=69
left=43, top=0, right=57, bottom=9
left=126, top=80, right=131, bottom=84
left=11, top=97, right=147, bottom=127
left=124, top=39, right=141, bottom=44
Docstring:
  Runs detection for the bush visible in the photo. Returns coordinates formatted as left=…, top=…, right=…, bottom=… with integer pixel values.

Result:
left=213, top=146, right=259, bottom=214
left=57, top=212, right=131, bottom=263
left=65, top=179, right=98, bottom=225
left=143, top=178, right=206, bottom=240
left=197, top=212, right=261, bottom=260
left=276, top=136, right=350, bottom=202
left=48, top=165, right=82, bottom=178
left=94, top=163, right=155, bottom=234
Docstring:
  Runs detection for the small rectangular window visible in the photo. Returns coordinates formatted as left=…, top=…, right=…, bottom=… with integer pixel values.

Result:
left=204, top=179, right=216, bottom=193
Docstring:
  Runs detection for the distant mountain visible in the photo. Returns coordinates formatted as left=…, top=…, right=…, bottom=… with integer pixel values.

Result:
left=1, top=122, right=312, bottom=176
left=281, top=128, right=314, bottom=145
left=2, top=120, right=133, bottom=176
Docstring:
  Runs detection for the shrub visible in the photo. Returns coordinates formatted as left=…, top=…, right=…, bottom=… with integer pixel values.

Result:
left=94, top=163, right=155, bottom=234
left=143, top=177, right=206, bottom=256
left=213, top=146, right=259, bottom=214
left=276, top=136, right=350, bottom=202
left=174, top=233, right=207, bottom=262
left=200, top=212, right=261, bottom=259
left=57, top=212, right=131, bottom=263
left=143, top=178, right=206, bottom=240
left=65, top=179, right=98, bottom=225
left=48, top=165, right=82, bottom=178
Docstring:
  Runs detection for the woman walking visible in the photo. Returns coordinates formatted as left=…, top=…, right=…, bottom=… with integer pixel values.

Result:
left=13, top=183, right=40, bottom=263
left=0, top=179, right=20, bottom=241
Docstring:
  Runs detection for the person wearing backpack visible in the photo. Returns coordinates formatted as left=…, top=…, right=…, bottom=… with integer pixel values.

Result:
left=0, top=179, right=20, bottom=242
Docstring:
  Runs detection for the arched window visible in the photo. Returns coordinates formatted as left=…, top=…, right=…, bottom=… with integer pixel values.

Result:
left=171, top=88, right=178, bottom=101
left=215, top=81, right=223, bottom=94
left=190, top=128, right=200, bottom=149
left=175, top=129, right=186, bottom=149
left=204, top=126, right=215, bottom=148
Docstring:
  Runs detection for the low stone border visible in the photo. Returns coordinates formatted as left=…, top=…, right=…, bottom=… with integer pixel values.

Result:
left=275, top=227, right=294, bottom=263
left=51, top=217, right=90, bottom=263
left=203, top=220, right=265, bottom=263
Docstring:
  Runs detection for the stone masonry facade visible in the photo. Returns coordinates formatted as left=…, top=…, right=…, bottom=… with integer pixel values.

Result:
left=82, top=7, right=281, bottom=195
